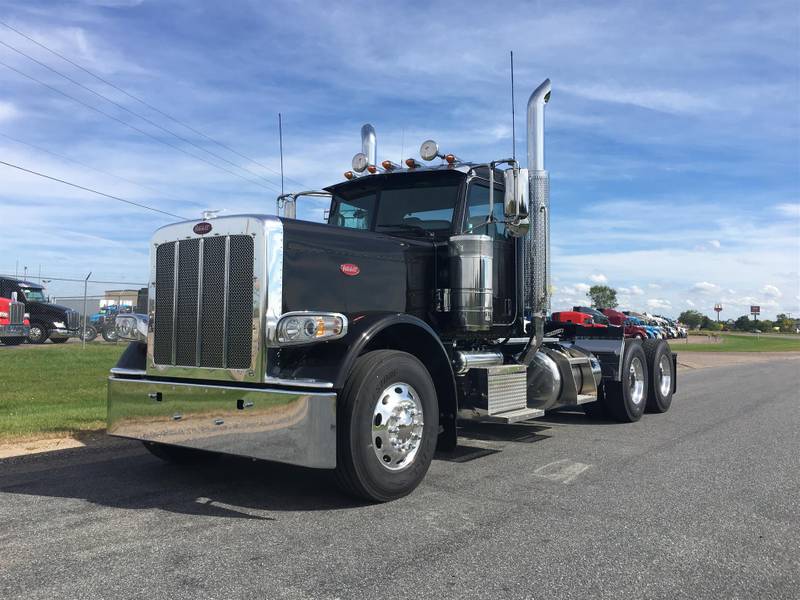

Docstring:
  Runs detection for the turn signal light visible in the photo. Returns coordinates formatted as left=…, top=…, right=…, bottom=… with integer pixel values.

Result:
left=445, top=154, right=456, bottom=165
left=367, top=165, right=377, bottom=174
left=344, top=171, right=355, bottom=180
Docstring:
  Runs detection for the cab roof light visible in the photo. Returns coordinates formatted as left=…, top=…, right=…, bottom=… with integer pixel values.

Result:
left=405, top=158, right=421, bottom=169
left=444, top=153, right=457, bottom=165
left=381, top=160, right=400, bottom=171
left=344, top=171, right=356, bottom=180
left=367, top=164, right=378, bottom=174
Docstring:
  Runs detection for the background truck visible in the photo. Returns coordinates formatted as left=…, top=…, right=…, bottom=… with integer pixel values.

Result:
left=109, top=79, right=677, bottom=502
left=0, top=293, right=29, bottom=345
left=0, top=277, right=81, bottom=344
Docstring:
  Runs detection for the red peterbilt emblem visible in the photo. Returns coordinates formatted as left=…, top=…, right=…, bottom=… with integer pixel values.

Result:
left=340, top=263, right=360, bottom=276
left=193, top=222, right=212, bottom=234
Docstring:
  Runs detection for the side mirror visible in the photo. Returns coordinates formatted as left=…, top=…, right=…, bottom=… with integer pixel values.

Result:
left=503, top=167, right=529, bottom=237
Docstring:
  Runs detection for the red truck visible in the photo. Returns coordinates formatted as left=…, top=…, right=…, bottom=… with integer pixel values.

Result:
left=601, top=308, right=649, bottom=339
left=550, top=310, right=608, bottom=328
left=0, top=294, right=30, bottom=345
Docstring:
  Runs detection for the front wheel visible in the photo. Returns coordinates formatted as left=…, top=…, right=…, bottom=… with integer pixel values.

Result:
left=335, top=350, right=438, bottom=502
left=101, top=324, right=119, bottom=343
left=81, top=325, right=98, bottom=342
left=27, top=323, right=49, bottom=344
left=602, top=341, right=648, bottom=423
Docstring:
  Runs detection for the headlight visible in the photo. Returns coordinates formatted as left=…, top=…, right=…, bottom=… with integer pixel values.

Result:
left=115, top=314, right=148, bottom=342
left=53, top=321, right=65, bottom=329
left=0, top=311, right=8, bottom=318
left=24, top=313, right=30, bottom=319
left=276, top=312, right=347, bottom=345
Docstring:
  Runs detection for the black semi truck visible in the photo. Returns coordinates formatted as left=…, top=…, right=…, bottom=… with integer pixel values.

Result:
left=0, top=277, right=80, bottom=344
left=109, top=79, right=676, bottom=501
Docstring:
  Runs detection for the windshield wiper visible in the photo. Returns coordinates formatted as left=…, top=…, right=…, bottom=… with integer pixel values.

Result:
left=377, top=223, right=435, bottom=237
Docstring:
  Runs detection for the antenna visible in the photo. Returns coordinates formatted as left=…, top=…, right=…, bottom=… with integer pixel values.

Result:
left=278, top=113, right=285, bottom=197
left=510, top=50, right=516, bottom=162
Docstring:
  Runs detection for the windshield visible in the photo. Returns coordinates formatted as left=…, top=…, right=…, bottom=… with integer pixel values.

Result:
left=21, top=287, right=45, bottom=302
left=329, top=174, right=461, bottom=236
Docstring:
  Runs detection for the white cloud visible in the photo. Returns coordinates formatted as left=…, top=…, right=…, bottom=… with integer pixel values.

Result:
left=630, top=285, right=644, bottom=296
left=589, top=273, right=608, bottom=283
left=691, top=281, right=719, bottom=294
left=776, top=203, right=800, bottom=218
left=648, top=283, right=661, bottom=290
left=0, top=101, right=19, bottom=122
left=647, top=298, right=673, bottom=310
left=708, top=239, right=721, bottom=249
left=561, top=83, right=718, bottom=115
left=685, top=299, right=695, bottom=307
left=761, top=284, right=782, bottom=298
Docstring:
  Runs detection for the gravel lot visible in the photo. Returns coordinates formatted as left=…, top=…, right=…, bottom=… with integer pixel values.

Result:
left=1, top=359, right=798, bottom=599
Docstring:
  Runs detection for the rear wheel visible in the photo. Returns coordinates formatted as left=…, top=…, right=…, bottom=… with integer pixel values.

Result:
left=142, top=441, right=219, bottom=465
left=27, top=323, right=49, bottom=344
left=335, top=349, right=438, bottom=502
left=603, top=341, right=648, bottom=423
left=642, top=339, right=674, bottom=413
left=81, top=325, right=98, bottom=342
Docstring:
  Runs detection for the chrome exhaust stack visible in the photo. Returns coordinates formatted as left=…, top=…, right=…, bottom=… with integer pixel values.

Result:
left=519, top=79, right=551, bottom=365
left=361, top=124, right=377, bottom=169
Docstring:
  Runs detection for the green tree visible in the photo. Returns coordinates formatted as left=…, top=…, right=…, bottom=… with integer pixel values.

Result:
left=775, top=314, right=794, bottom=333
left=587, top=285, right=618, bottom=309
left=678, top=310, right=704, bottom=329
left=734, top=315, right=755, bottom=331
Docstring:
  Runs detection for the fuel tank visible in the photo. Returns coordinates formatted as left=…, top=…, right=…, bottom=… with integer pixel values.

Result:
left=526, top=345, right=602, bottom=411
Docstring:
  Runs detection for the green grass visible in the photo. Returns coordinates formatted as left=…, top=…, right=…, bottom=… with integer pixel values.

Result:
left=669, top=334, right=800, bottom=353
left=0, top=343, right=125, bottom=440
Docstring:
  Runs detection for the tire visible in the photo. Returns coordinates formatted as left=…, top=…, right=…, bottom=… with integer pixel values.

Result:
left=642, top=339, right=674, bottom=413
left=101, top=325, right=119, bottom=343
left=335, top=349, right=438, bottom=502
left=603, top=341, right=648, bottom=423
left=50, top=338, right=69, bottom=344
left=27, top=322, right=49, bottom=344
left=81, top=325, right=98, bottom=342
left=142, top=441, right=219, bottom=465
left=1, top=337, right=25, bottom=346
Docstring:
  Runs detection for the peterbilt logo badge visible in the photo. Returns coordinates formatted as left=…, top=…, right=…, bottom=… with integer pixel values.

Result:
left=340, top=263, right=360, bottom=276
left=193, top=222, right=212, bottom=235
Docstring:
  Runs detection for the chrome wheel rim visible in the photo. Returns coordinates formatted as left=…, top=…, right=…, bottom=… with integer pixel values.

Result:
left=371, top=382, right=424, bottom=471
left=658, top=355, right=672, bottom=397
left=629, top=357, right=645, bottom=406
left=29, top=326, right=42, bottom=341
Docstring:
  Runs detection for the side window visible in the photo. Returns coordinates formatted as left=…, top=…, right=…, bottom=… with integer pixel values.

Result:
left=464, top=183, right=508, bottom=238
left=331, top=193, right=376, bottom=230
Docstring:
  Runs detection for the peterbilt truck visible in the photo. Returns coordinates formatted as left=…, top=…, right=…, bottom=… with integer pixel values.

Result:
left=0, top=277, right=81, bottom=343
left=109, top=79, right=677, bottom=502
left=0, top=293, right=29, bottom=345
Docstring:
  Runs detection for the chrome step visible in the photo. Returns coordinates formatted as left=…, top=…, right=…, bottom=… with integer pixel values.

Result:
left=458, top=406, right=545, bottom=425
left=574, top=394, right=596, bottom=405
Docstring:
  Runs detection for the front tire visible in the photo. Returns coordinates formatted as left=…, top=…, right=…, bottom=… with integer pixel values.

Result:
left=101, top=325, right=119, bottom=342
left=27, top=323, right=49, bottom=344
left=335, top=350, right=438, bottom=502
left=603, top=341, right=648, bottom=423
left=642, top=339, right=674, bottom=413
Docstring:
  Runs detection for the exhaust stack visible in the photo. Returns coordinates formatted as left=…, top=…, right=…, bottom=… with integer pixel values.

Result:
left=519, top=79, right=551, bottom=365
left=361, top=124, right=377, bottom=168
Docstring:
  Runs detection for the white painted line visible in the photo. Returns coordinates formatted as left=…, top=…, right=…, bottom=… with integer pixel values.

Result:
left=533, top=459, right=592, bottom=484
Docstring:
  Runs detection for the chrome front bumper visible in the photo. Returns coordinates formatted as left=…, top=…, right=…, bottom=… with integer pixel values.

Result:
left=0, top=324, right=29, bottom=337
left=107, top=375, right=337, bottom=468
left=50, top=328, right=80, bottom=339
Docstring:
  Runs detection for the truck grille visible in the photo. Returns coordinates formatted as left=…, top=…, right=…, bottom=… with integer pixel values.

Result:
left=153, top=235, right=254, bottom=369
left=66, top=309, right=79, bottom=330
left=9, top=301, right=24, bottom=324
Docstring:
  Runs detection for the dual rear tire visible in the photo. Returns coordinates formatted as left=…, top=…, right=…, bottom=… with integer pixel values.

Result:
left=587, top=339, right=674, bottom=422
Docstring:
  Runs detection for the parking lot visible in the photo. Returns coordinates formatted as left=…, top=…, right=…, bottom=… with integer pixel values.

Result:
left=1, top=357, right=798, bottom=599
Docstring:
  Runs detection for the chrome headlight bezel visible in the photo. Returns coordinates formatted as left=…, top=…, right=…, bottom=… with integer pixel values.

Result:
left=115, top=313, right=149, bottom=343
left=276, top=311, right=348, bottom=346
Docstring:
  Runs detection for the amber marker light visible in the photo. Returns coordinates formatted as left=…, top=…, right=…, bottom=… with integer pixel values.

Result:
left=367, top=165, right=377, bottom=174
left=405, top=158, right=421, bottom=169
left=445, top=154, right=456, bottom=165
left=344, top=171, right=355, bottom=179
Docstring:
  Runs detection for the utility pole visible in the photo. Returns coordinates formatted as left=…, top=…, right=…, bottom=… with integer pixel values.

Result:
left=82, top=272, right=92, bottom=350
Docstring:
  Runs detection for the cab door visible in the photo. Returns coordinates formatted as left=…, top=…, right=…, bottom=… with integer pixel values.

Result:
left=463, top=180, right=517, bottom=326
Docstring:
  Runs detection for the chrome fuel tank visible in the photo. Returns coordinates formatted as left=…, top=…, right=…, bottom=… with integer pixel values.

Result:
left=448, top=234, right=493, bottom=332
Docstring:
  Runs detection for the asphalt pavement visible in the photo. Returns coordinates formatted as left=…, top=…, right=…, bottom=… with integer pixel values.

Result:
left=1, top=359, right=798, bottom=599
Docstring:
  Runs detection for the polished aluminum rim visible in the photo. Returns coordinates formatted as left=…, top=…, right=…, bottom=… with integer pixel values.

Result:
left=658, top=354, right=672, bottom=397
left=629, top=356, right=645, bottom=406
left=371, top=382, right=424, bottom=471
left=29, top=325, right=43, bottom=340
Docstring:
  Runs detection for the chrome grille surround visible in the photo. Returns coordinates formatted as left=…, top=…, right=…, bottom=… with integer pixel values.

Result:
left=9, top=301, right=24, bottom=324
left=66, top=309, right=80, bottom=330
left=147, top=215, right=283, bottom=383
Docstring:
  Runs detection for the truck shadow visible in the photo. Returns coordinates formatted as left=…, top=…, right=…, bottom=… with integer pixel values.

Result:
left=0, top=439, right=369, bottom=519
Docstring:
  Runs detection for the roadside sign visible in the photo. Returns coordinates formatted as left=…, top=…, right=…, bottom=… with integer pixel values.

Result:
left=750, top=305, right=760, bottom=315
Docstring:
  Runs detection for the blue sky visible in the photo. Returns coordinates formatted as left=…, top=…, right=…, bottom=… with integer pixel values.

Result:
left=0, top=0, right=797, bottom=319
